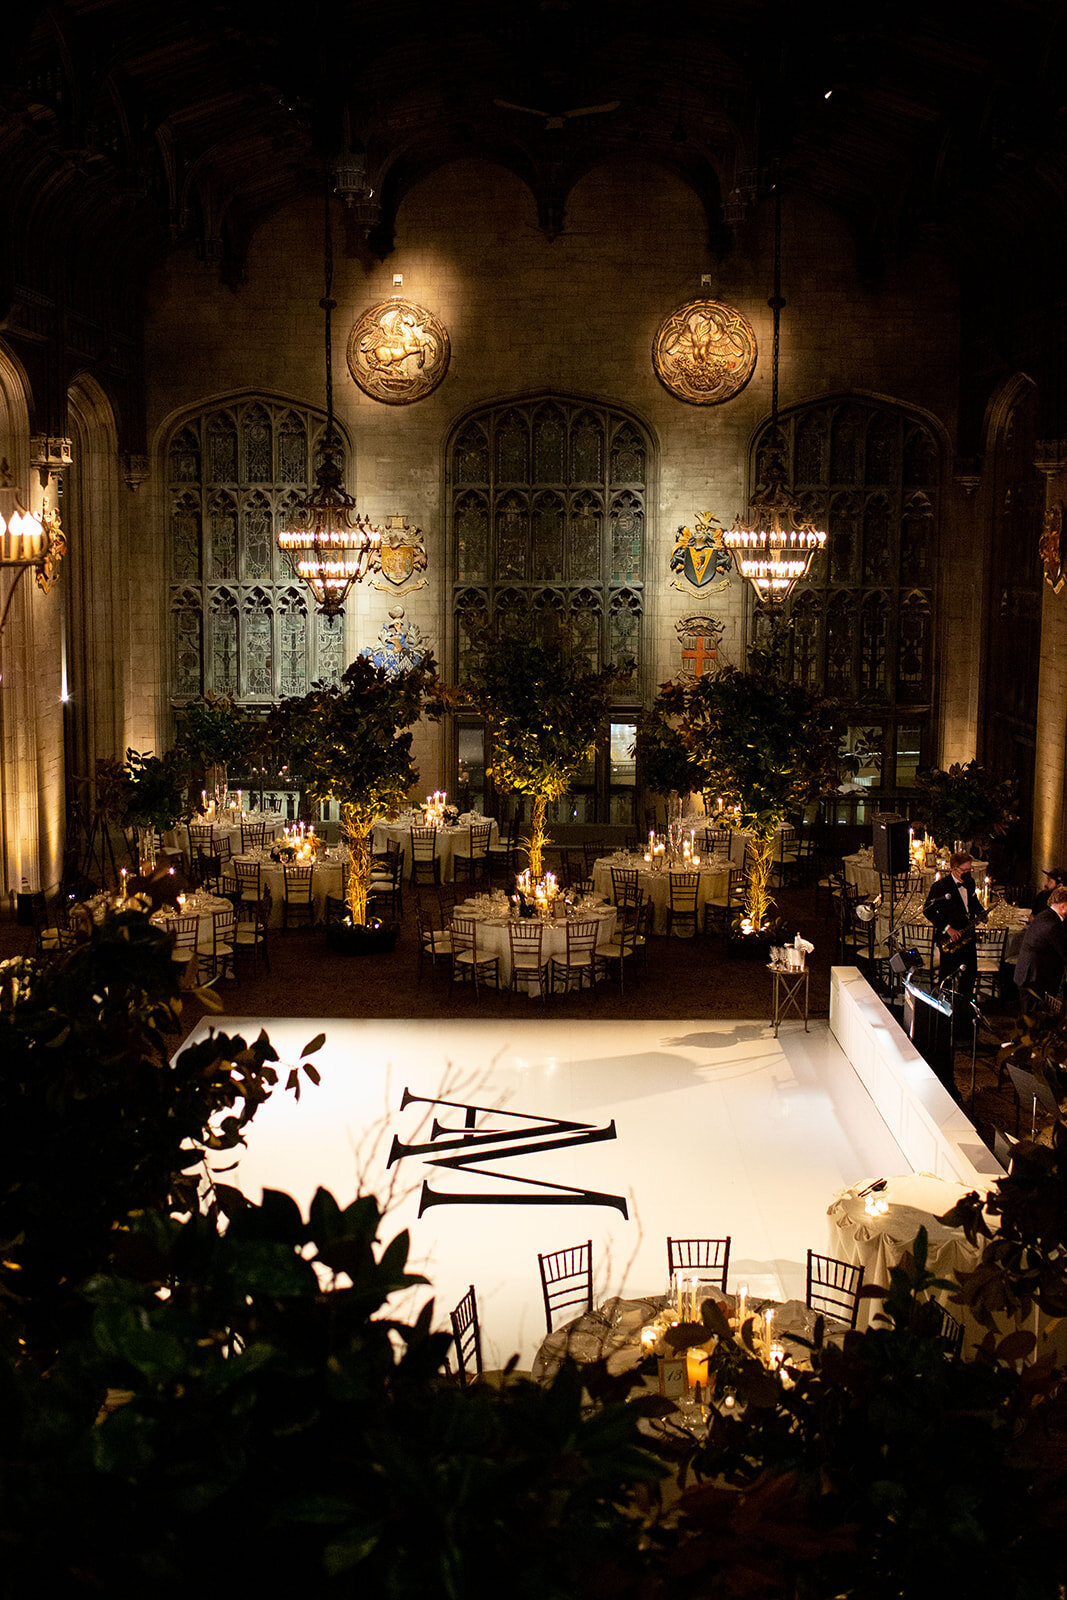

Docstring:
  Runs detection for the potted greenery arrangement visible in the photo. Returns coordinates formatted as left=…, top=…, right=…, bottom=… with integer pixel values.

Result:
left=656, top=667, right=842, bottom=937
left=913, top=759, right=1016, bottom=853
left=448, top=630, right=618, bottom=879
left=269, top=653, right=437, bottom=952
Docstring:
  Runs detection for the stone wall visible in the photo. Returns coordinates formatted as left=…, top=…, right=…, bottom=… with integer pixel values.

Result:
left=144, top=154, right=960, bottom=794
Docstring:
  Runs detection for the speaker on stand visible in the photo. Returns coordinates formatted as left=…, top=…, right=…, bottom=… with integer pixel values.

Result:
left=872, top=816, right=910, bottom=934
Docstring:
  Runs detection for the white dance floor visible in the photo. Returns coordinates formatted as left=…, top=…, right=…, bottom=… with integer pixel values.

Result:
left=184, top=1016, right=910, bottom=1368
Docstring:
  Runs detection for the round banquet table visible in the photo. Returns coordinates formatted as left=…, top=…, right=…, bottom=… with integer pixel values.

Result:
left=454, top=895, right=615, bottom=988
left=168, top=814, right=285, bottom=863
left=843, top=849, right=988, bottom=900
left=591, top=853, right=729, bottom=935
left=224, top=850, right=346, bottom=928
left=826, top=1173, right=987, bottom=1332
left=532, top=1292, right=832, bottom=1385
left=372, top=813, right=498, bottom=884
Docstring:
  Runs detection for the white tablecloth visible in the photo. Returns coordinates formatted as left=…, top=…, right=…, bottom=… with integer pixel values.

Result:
left=454, top=897, right=616, bottom=987
left=592, top=853, right=728, bottom=935
left=224, top=851, right=346, bottom=927
left=171, top=814, right=284, bottom=861
left=843, top=850, right=987, bottom=900
left=372, top=814, right=498, bottom=883
left=827, top=1174, right=987, bottom=1333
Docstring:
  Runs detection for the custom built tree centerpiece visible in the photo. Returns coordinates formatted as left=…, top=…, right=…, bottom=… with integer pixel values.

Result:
left=269, top=653, right=437, bottom=930
left=657, top=667, right=842, bottom=932
left=456, top=632, right=618, bottom=880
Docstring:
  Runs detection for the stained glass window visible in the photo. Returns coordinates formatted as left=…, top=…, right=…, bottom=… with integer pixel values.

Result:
left=449, top=396, right=646, bottom=684
left=166, top=399, right=342, bottom=705
left=766, top=398, right=940, bottom=790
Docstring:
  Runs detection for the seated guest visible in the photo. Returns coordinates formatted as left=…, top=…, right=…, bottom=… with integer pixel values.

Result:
left=1031, top=866, right=1065, bottom=916
left=1014, top=886, right=1067, bottom=1000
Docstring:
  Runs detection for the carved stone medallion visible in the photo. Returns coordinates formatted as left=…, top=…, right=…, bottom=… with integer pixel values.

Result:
left=347, top=299, right=451, bottom=404
left=371, top=514, right=428, bottom=594
left=675, top=615, right=725, bottom=678
left=670, top=511, right=732, bottom=592
left=652, top=300, right=757, bottom=405
left=1041, top=501, right=1065, bottom=594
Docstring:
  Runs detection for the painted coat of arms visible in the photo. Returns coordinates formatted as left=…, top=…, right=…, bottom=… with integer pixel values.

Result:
left=653, top=300, right=757, bottom=405
left=675, top=615, right=725, bottom=678
left=347, top=299, right=451, bottom=405
left=372, top=515, right=429, bottom=594
left=670, top=512, right=732, bottom=592
left=362, top=606, right=430, bottom=678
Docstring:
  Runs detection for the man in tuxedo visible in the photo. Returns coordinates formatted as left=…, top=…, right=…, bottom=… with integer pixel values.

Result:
left=1014, top=887, right=1067, bottom=1000
left=923, top=851, right=985, bottom=1009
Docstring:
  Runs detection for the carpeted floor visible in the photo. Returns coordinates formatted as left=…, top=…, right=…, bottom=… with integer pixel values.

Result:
left=2, top=872, right=1029, bottom=1156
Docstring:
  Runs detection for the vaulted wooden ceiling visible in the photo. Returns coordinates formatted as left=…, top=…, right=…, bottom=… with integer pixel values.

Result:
left=1, top=0, right=1065, bottom=289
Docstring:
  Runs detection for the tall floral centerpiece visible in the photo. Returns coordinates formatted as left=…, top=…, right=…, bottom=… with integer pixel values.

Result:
left=95, top=749, right=187, bottom=872
left=633, top=703, right=710, bottom=824
left=452, top=633, right=617, bottom=880
left=174, top=693, right=259, bottom=806
left=913, top=760, right=1016, bottom=855
left=268, top=654, right=437, bottom=928
left=656, top=667, right=842, bottom=932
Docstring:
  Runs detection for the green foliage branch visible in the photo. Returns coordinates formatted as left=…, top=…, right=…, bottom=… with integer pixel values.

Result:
left=0, top=912, right=316, bottom=1363
left=0, top=1187, right=664, bottom=1596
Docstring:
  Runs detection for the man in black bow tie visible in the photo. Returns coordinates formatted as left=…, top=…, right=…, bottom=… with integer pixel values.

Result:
left=922, top=851, right=985, bottom=1010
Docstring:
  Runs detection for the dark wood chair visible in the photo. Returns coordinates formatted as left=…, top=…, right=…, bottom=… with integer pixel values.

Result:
left=666, top=1236, right=731, bottom=1293
left=453, top=821, right=493, bottom=886
left=450, top=1284, right=483, bottom=1382
left=281, top=863, right=315, bottom=929
left=666, top=870, right=700, bottom=938
left=449, top=914, right=500, bottom=993
left=508, top=918, right=549, bottom=999
left=538, top=1240, right=593, bottom=1333
left=409, top=824, right=440, bottom=886
left=806, top=1249, right=864, bottom=1329
left=548, top=918, right=603, bottom=995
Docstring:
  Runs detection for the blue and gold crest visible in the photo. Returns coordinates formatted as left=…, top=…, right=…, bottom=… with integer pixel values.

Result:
left=670, top=511, right=732, bottom=592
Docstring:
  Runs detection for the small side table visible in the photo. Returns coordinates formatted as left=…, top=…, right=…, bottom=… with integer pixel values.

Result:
left=770, top=966, right=809, bottom=1035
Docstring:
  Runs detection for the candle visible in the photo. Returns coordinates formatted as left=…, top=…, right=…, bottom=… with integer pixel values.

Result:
left=675, top=1271, right=683, bottom=1320
left=738, top=1284, right=748, bottom=1326
left=686, top=1346, right=709, bottom=1389
left=764, top=1309, right=775, bottom=1352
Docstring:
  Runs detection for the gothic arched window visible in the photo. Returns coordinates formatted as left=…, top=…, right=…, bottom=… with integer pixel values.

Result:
left=448, top=395, right=649, bottom=822
left=166, top=397, right=345, bottom=704
left=757, top=397, right=941, bottom=796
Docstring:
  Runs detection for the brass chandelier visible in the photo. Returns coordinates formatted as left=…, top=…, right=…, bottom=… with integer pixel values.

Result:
left=724, top=180, right=826, bottom=605
left=277, top=175, right=383, bottom=616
